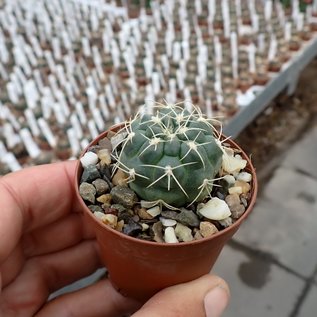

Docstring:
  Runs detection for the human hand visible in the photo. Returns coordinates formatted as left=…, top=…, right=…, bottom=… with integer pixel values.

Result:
left=0, top=161, right=229, bottom=317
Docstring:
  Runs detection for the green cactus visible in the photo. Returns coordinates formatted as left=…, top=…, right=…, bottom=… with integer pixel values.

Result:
left=113, top=102, right=224, bottom=208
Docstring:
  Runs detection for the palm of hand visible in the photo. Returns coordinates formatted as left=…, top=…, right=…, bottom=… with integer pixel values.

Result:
left=0, top=162, right=138, bottom=317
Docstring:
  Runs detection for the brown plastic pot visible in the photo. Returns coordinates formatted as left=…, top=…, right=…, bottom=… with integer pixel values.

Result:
left=75, top=125, right=258, bottom=301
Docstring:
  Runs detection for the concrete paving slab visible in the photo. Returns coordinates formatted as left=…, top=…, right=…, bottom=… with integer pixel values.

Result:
left=213, top=245, right=305, bottom=317
left=232, top=197, right=317, bottom=277
left=283, top=126, right=317, bottom=179
left=263, top=167, right=317, bottom=210
left=297, top=285, right=317, bottom=317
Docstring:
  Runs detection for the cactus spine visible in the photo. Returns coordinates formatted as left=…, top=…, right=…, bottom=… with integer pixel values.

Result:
left=113, top=102, right=224, bottom=208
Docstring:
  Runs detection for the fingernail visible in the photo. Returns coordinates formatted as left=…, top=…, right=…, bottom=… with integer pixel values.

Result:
left=204, top=285, right=229, bottom=317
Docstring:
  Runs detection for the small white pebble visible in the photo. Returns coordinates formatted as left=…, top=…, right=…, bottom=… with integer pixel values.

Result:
left=147, top=206, right=161, bottom=217
left=198, top=197, right=231, bottom=220
left=222, top=154, right=247, bottom=174
left=237, top=172, right=252, bottom=182
left=141, top=223, right=150, bottom=231
left=80, top=151, right=99, bottom=167
left=223, top=174, right=236, bottom=185
left=228, top=186, right=243, bottom=195
left=160, top=217, right=177, bottom=227
left=164, top=227, right=179, bottom=243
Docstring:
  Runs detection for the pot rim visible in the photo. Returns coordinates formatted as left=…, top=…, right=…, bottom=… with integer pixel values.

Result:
left=75, top=124, right=258, bottom=248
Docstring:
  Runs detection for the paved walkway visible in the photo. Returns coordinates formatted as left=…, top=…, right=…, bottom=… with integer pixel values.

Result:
left=214, top=123, right=317, bottom=317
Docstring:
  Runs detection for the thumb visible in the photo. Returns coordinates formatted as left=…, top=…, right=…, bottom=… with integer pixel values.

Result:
left=132, top=274, right=230, bottom=317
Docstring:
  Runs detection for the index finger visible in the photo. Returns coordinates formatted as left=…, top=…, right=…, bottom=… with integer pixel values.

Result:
left=0, top=161, right=80, bottom=263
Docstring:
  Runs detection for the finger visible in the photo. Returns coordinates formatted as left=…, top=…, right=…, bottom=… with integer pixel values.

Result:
left=0, top=244, right=25, bottom=287
left=36, top=279, right=142, bottom=317
left=2, top=198, right=96, bottom=288
left=23, top=213, right=95, bottom=258
left=133, top=275, right=230, bottom=317
left=0, top=161, right=80, bottom=263
left=1, top=240, right=102, bottom=316
left=1, top=213, right=96, bottom=288
left=33, top=240, right=102, bottom=292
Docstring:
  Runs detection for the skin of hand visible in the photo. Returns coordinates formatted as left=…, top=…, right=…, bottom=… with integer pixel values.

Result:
left=0, top=161, right=229, bottom=317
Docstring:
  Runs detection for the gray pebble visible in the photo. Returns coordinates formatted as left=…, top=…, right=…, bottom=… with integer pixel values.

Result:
left=118, top=211, right=131, bottom=223
left=161, top=210, right=179, bottom=220
left=111, top=204, right=126, bottom=213
left=216, top=191, right=226, bottom=200
left=117, top=209, right=133, bottom=222
left=81, top=165, right=101, bottom=183
left=123, top=219, right=142, bottom=236
left=177, top=208, right=200, bottom=227
left=110, top=185, right=138, bottom=208
left=92, top=178, right=109, bottom=195
left=88, top=205, right=104, bottom=213
left=98, top=164, right=112, bottom=182
left=79, top=182, right=96, bottom=204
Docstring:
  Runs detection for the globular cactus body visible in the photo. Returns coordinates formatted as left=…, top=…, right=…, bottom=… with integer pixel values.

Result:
left=114, top=103, right=223, bottom=207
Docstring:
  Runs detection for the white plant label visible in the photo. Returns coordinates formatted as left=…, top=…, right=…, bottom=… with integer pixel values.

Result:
left=37, top=118, right=57, bottom=148
left=20, top=128, right=41, bottom=158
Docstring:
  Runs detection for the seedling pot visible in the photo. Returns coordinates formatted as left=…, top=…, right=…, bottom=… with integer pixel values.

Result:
left=75, top=125, right=258, bottom=300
